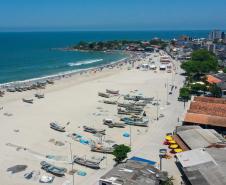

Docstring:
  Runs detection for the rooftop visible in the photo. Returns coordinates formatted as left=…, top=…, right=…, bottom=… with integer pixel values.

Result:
left=184, top=112, right=226, bottom=127
left=188, top=101, right=226, bottom=117
left=176, top=148, right=226, bottom=185
left=99, top=159, right=168, bottom=185
left=184, top=97, right=226, bottom=128
left=206, top=75, right=222, bottom=84
left=213, top=73, right=226, bottom=82
left=194, top=96, right=226, bottom=104
left=175, top=126, right=226, bottom=150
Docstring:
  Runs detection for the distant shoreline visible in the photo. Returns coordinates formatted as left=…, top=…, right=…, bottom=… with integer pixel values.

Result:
left=0, top=52, right=132, bottom=88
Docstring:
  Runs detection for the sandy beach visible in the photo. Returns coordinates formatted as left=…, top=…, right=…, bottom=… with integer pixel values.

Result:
left=0, top=51, right=185, bottom=185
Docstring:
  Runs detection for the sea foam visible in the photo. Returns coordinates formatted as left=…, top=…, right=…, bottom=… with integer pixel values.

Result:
left=68, top=59, right=103, bottom=67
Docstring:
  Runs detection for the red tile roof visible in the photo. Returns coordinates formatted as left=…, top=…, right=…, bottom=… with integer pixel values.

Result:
left=189, top=101, right=226, bottom=117
left=194, top=96, right=226, bottom=104
left=184, top=113, right=226, bottom=128
left=206, top=75, right=222, bottom=84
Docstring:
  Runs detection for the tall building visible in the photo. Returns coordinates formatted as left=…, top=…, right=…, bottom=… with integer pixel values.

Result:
left=208, top=29, right=223, bottom=40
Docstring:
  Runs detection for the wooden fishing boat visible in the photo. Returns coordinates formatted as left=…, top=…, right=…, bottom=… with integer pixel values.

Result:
left=103, top=100, right=117, bottom=105
left=35, top=93, right=44, bottom=99
left=22, top=98, right=34, bottom=104
left=98, top=92, right=110, bottom=98
left=83, top=126, right=105, bottom=135
left=124, top=94, right=153, bottom=101
left=40, top=161, right=66, bottom=176
left=73, top=156, right=100, bottom=169
left=50, top=122, right=65, bottom=132
left=103, top=119, right=126, bottom=128
left=117, top=108, right=143, bottom=115
left=120, top=116, right=149, bottom=127
left=106, top=89, right=119, bottom=95
left=90, top=145, right=114, bottom=154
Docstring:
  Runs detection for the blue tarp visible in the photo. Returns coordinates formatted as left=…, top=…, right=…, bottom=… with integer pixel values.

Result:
left=123, top=132, right=130, bottom=137
left=130, top=156, right=156, bottom=166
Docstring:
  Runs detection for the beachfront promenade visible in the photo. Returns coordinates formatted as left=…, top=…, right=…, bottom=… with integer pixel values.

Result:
left=0, top=52, right=185, bottom=185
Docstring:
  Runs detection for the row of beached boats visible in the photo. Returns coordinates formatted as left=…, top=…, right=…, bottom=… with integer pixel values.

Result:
left=6, top=80, right=54, bottom=93
left=22, top=93, right=45, bottom=104
left=40, top=89, right=152, bottom=176
left=98, top=90, right=152, bottom=127
left=0, top=90, right=5, bottom=97
left=98, top=89, right=120, bottom=98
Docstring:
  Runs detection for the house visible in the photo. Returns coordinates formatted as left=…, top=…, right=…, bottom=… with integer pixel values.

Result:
left=99, top=158, right=169, bottom=185
left=206, top=73, right=226, bottom=98
left=183, top=96, right=226, bottom=135
left=175, top=148, right=226, bottom=185
left=173, top=126, right=226, bottom=151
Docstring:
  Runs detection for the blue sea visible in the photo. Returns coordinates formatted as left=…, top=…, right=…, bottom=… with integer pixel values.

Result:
left=0, top=31, right=209, bottom=84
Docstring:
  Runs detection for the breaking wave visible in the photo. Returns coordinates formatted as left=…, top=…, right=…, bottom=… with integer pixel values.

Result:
left=68, top=59, right=103, bottom=67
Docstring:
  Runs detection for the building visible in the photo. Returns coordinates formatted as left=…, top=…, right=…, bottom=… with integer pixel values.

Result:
left=99, top=158, right=169, bottom=185
left=175, top=148, right=226, bottom=185
left=173, top=126, right=226, bottom=151
left=183, top=96, right=226, bottom=135
left=206, top=73, right=226, bottom=98
left=208, top=30, right=223, bottom=41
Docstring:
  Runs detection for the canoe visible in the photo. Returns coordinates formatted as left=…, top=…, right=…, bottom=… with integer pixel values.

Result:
left=121, top=116, right=149, bottom=127
left=35, top=93, right=44, bottom=99
left=83, top=126, right=105, bottom=135
left=106, top=89, right=119, bottom=95
left=98, top=92, right=110, bottom=98
left=22, top=98, right=34, bottom=104
left=73, top=156, right=100, bottom=169
left=50, top=122, right=65, bottom=132
left=40, top=161, right=66, bottom=176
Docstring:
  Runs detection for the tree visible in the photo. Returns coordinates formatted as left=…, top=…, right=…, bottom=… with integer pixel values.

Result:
left=181, top=49, right=218, bottom=78
left=223, top=67, right=226, bottom=73
left=179, top=87, right=190, bottom=100
left=113, top=144, right=131, bottom=164
left=160, top=176, right=174, bottom=185
left=191, top=49, right=216, bottom=62
left=190, top=83, right=207, bottom=93
left=209, top=84, right=222, bottom=98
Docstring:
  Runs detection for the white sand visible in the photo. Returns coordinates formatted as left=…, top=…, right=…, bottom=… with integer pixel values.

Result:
left=0, top=52, right=185, bottom=185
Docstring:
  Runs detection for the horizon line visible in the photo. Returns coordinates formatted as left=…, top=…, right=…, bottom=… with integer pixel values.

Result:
left=0, top=29, right=222, bottom=33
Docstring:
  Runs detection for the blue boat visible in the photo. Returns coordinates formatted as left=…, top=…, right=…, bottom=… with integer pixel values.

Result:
left=121, top=116, right=149, bottom=127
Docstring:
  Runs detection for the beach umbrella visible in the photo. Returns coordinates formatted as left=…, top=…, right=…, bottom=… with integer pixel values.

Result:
left=169, top=140, right=176, bottom=144
left=165, top=135, right=172, bottom=141
left=174, top=148, right=183, bottom=153
left=169, top=144, right=178, bottom=149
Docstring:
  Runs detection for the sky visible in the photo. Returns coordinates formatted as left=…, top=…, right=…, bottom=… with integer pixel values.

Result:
left=0, top=0, right=226, bottom=31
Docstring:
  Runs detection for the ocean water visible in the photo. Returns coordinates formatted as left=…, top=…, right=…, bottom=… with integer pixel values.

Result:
left=0, top=31, right=209, bottom=84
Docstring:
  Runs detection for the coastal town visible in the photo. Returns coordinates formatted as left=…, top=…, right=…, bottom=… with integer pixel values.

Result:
left=0, top=29, right=226, bottom=185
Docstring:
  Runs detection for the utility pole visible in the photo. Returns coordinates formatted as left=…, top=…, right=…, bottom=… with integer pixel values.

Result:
left=156, top=93, right=159, bottom=121
left=69, top=143, right=74, bottom=185
left=129, top=125, right=132, bottom=147
left=166, top=80, right=169, bottom=105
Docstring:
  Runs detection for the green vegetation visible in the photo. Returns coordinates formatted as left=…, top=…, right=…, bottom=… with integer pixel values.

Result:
left=181, top=49, right=218, bottom=79
left=178, top=49, right=220, bottom=100
left=223, top=67, right=226, bottom=73
left=179, top=87, right=190, bottom=100
left=209, top=84, right=222, bottom=98
left=72, top=39, right=168, bottom=51
left=190, top=83, right=207, bottom=93
left=113, top=144, right=131, bottom=164
left=160, top=176, right=174, bottom=185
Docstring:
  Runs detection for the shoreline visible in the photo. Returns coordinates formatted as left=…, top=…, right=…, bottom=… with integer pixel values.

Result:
left=0, top=52, right=135, bottom=89
left=0, top=50, right=185, bottom=185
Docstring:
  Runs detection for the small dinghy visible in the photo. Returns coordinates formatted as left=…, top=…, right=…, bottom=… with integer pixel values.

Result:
left=50, top=122, right=66, bottom=132
left=22, top=98, right=34, bottom=104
